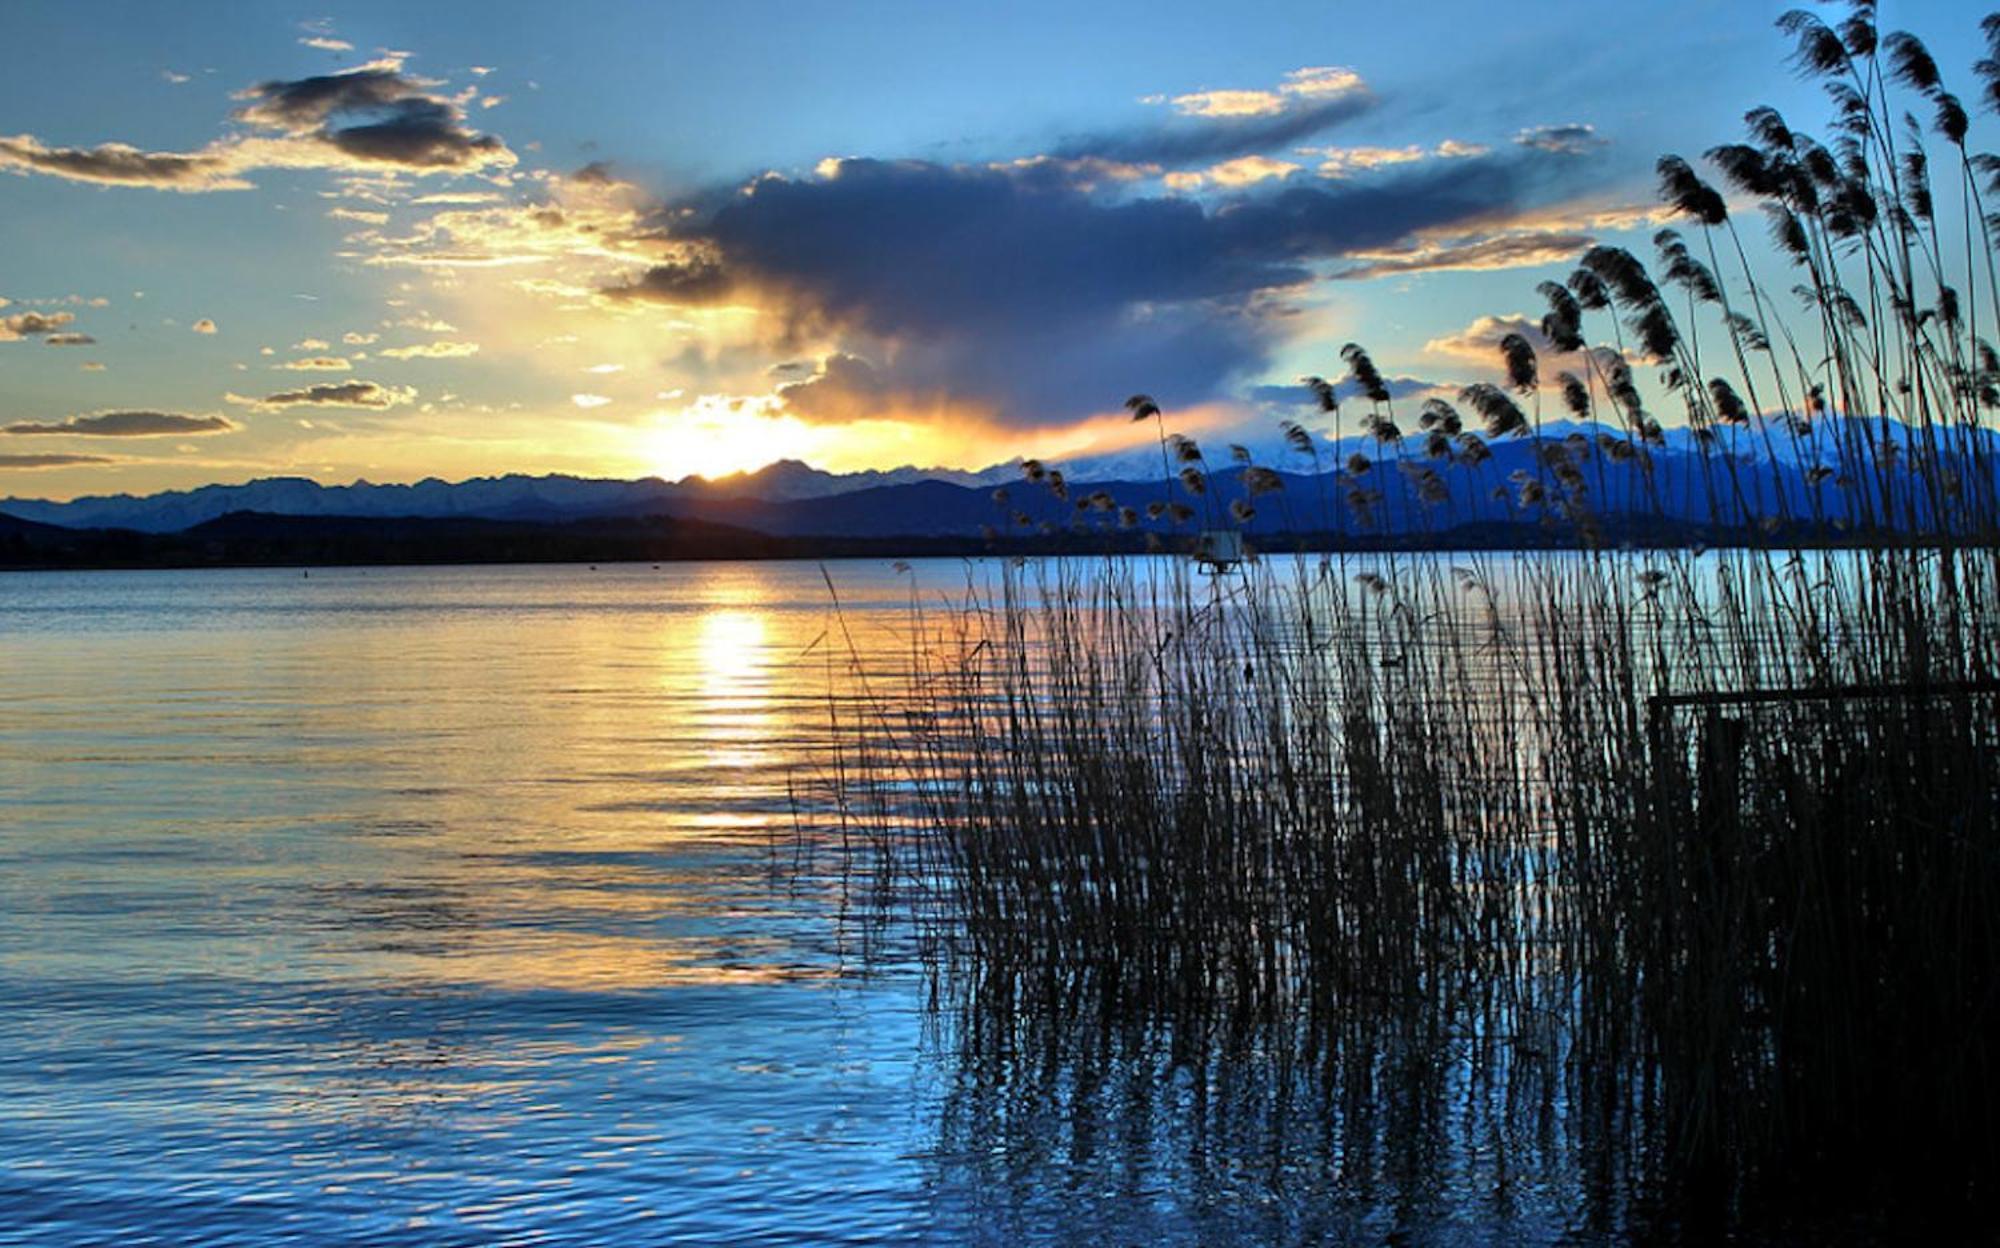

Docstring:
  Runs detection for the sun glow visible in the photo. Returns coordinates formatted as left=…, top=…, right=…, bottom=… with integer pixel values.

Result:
left=646, top=395, right=803, bottom=480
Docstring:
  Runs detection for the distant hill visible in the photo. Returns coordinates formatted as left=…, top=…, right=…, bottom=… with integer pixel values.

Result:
left=0, top=459, right=1018, bottom=534
left=3, top=417, right=1993, bottom=570
left=0, top=509, right=1081, bottom=570
left=5, top=416, right=1985, bottom=537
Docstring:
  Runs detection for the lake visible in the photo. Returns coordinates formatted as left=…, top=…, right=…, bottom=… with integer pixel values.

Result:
left=0, top=557, right=1899, bottom=1245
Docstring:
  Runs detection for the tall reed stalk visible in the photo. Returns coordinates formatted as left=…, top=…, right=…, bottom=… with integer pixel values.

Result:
left=797, top=2, right=2000, bottom=1224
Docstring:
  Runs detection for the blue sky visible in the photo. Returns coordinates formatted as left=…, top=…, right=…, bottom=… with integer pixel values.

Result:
left=0, top=1, right=1986, bottom=497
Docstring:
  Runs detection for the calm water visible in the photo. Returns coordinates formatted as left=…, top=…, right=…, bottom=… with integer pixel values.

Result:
left=0, top=559, right=1681, bottom=1245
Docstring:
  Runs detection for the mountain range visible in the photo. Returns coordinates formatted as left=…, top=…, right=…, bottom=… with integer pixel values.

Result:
left=2, top=418, right=1992, bottom=561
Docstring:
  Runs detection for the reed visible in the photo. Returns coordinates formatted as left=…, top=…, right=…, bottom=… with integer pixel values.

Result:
left=796, top=2, right=2000, bottom=1224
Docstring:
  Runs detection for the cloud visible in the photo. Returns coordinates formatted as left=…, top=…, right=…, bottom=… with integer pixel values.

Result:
left=360, top=168, right=665, bottom=269
left=0, top=63, right=513, bottom=192
left=0, top=135, right=253, bottom=191
left=774, top=353, right=903, bottom=424
left=1279, top=66, right=1367, bottom=99
left=571, top=393, right=612, bottom=408
left=1168, top=90, right=1289, bottom=119
left=1057, top=93, right=1374, bottom=169
left=379, top=339, right=479, bottom=358
left=1159, top=66, right=1365, bottom=119
left=192, top=318, right=218, bottom=334
left=298, top=35, right=355, bottom=52
left=1060, top=68, right=1372, bottom=168
left=986, top=154, right=1161, bottom=193
left=44, top=332, right=97, bottom=346
left=230, top=380, right=414, bottom=408
left=342, top=331, right=379, bottom=344
left=234, top=65, right=513, bottom=171
left=600, top=147, right=1597, bottom=425
left=1163, top=154, right=1300, bottom=192
left=1, top=311, right=77, bottom=341
left=1514, top=123, right=1607, bottom=156
left=0, top=453, right=115, bottom=468
left=276, top=355, right=352, bottom=370
left=601, top=257, right=732, bottom=304
left=1332, top=230, right=1593, bottom=280
left=4, top=411, right=235, bottom=437
left=1421, top=314, right=1643, bottom=371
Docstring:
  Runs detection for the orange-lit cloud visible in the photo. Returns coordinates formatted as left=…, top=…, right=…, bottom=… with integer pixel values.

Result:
left=380, top=339, right=480, bottom=358
left=1163, top=154, right=1300, bottom=191
left=1158, top=66, right=1365, bottom=118
left=0, top=310, right=76, bottom=341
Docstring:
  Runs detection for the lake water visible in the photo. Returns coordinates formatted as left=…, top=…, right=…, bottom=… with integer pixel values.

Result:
left=0, top=557, right=1829, bottom=1245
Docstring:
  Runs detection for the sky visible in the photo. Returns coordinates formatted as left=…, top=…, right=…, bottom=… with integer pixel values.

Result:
left=0, top=0, right=1984, bottom=499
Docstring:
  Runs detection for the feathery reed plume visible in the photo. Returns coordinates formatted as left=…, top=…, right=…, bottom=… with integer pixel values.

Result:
left=1341, top=343, right=1393, bottom=403
left=1460, top=382, right=1530, bottom=438
left=1658, top=154, right=1730, bottom=224
left=1539, top=280, right=1587, bottom=352
left=1303, top=375, right=1339, bottom=413
left=1556, top=371, right=1591, bottom=419
left=1418, top=397, right=1462, bottom=434
left=1243, top=466, right=1284, bottom=496
left=1884, top=30, right=1941, bottom=94
left=1778, top=9, right=1850, bottom=78
left=1498, top=331, right=1540, bottom=392
left=1707, top=377, right=1750, bottom=424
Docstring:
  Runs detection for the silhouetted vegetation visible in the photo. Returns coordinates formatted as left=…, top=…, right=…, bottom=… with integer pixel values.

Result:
left=802, top=5, right=2000, bottom=1235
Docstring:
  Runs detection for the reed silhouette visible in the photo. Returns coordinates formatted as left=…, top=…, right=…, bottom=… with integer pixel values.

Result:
left=798, top=3, right=2000, bottom=1232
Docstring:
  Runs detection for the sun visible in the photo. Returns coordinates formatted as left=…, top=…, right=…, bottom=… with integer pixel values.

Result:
left=646, top=394, right=805, bottom=481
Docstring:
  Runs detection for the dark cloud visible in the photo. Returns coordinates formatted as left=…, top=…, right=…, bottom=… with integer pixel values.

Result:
left=238, top=380, right=413, bottom=408
left=0, top=63, right=511, bottom=191
left=609, top=148, right=1595, bottom=423
left=603, top=257, right=733, bottom=305
left=774, top=353, right=896, bottom=423
left=4, top=411, right=234, bottom=437
left=1052, top=92, right=1375, bottom=169
left=238, top=65, right=510, bottom=172
left=1514, top=124, right=1605, bottom=156
left=236, top=67, right=413, bottom=130
left=0, top=453, right=114, bottom=468
left=0, top=136, right=237, bottom=189
left=43, top=332, right=96, bottom=346
left=326, top=97, right=509, bottom=169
